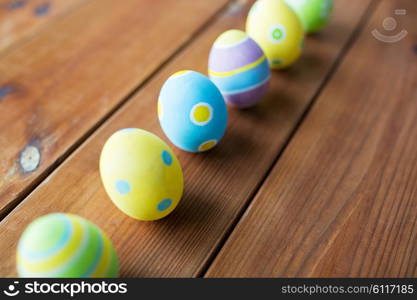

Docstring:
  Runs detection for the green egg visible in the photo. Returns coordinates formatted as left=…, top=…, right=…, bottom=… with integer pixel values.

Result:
left=17, top=213, right=119, bottom=278
left=285, top=0, right=333, bottom=33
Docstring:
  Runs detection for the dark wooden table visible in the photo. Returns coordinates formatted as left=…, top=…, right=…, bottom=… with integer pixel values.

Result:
left=0, top=0, right=415, bottom=277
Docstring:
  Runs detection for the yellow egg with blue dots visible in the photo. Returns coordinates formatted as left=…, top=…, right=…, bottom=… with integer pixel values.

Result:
left=246, top=0, right=304, bottom=69
left=100, top=128, right=183, bottom=221
left=158, top=70, right=228, bottom=152
left=16, top=213, right=119, bottom=278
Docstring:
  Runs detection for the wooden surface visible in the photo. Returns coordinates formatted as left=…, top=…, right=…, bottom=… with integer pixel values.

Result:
left=207, top=0, right=417, bottom=277
left=0, top=0, right=88, bottom=53
left=0, top=0, right=229, bottom=217
left=0, top=0, right=415, bottom=278
left=0, top=0, right=373, bottom=277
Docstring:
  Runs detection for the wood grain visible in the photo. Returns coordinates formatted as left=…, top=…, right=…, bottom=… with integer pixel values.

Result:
left=0, top=0, right=371, bottom=277
left=0, top=0, right=229, bottom=217
left=206, top=0, right=416, bottom=277
left=0, top=0, right=88, bottom=53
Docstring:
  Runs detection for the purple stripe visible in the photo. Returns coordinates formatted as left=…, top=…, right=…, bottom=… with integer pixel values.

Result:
left=209, top=38, right=264, bottom=73
left=223, top=81, right=269, bottom=108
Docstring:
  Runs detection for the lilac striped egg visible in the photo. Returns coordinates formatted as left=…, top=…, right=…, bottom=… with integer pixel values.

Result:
left=208, top=29, right=270, bottom=108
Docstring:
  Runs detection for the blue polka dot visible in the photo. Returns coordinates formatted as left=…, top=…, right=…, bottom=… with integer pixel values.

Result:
left=162, top=150, right=172, bottom=166
left=157, top=198, right=172, bottom=211
left=115, top=180, right=131, bottom=194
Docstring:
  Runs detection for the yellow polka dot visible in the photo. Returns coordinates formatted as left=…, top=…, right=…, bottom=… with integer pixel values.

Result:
left=157, top=100, right=163, bottom=120
left=198, top=140, right=217, bottom=152
left=190, top=103, right=212, bottom=126
left=170, top=70, right=190, bottom=78
left=194, top=106, right=210, bottom=122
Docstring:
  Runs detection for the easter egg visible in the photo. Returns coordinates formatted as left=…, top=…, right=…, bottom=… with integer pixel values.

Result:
left=284, top=0, right=333, bottom=33
left=158, top=70, right=228, bottom=152
left=100, top=128, right=183, bottom=221
left=246, top=0, right=304, bottom=69
left=17, top=213, right=119, bottom=278
left=208, top=29, right=271, bottom=108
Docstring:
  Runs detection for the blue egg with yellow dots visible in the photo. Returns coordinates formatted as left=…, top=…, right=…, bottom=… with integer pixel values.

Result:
left=158, top=70, right=228, bottom=152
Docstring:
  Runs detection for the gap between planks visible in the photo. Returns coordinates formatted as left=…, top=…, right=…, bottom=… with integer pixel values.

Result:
left=198, top=0, right=378, bottom=278
left=0, top=0, right=232, bottom=219
left=0, top=0, right=374, bottom=277
left=205, top=0, right=416, bottom=277
left=0, top=0, right=234, bottom=221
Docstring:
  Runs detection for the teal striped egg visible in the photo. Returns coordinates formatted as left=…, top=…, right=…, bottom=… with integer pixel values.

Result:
left=17, top=213, right=119, bottom=278
left=208, top=29, right=270, bottom=108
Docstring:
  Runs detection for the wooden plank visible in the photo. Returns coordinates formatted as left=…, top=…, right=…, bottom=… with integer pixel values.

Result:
left=206, top=0, right=416, bottom=277
left=0, top=0, right=229, bottom=217
left=0, top=0, right=371, bottom=277
left=0, top=0, right=88, bottom=53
